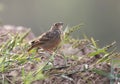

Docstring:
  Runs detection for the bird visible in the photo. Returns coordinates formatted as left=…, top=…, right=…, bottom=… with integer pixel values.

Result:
left=28, top=22, right=63, bottom=52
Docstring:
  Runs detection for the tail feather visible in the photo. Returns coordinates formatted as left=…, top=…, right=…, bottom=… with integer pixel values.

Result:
left=27, top=46, right=34, bottom=52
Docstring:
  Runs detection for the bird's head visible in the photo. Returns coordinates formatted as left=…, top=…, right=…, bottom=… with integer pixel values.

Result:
left=51, top=22, right=63, bottom=30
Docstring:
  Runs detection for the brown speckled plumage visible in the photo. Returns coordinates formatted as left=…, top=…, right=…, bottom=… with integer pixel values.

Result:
left=28, top=22, right=63, bottom=52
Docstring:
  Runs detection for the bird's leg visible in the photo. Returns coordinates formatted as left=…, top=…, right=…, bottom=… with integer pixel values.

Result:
left=36, top=47, right=39, bottom=53
left=46, top=49, right=54, bottom=54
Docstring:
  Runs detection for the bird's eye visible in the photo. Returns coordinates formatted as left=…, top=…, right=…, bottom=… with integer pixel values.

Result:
left=55, top=24, right=58, bottom=26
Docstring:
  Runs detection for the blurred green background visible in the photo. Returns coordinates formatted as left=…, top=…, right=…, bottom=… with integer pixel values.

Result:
left=0, top=0, right=120, bottom=50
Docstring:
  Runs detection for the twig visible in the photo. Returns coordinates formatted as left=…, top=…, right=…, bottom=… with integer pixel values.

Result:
left=43, top=65, right=70, bottom=71
left=5, top=76, right=14, bottom=84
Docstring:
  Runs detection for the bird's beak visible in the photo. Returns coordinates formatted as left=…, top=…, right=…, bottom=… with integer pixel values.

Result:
left=58, top=22, right=63, bottom=29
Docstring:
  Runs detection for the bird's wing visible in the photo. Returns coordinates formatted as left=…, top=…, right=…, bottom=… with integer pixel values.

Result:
left=30, top=31, right=53, bottom=46
left=38, top=31, right=55, bottom=42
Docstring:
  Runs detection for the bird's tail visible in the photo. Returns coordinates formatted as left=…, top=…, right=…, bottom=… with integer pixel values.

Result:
left=27, top=46, right=34, bottom=52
